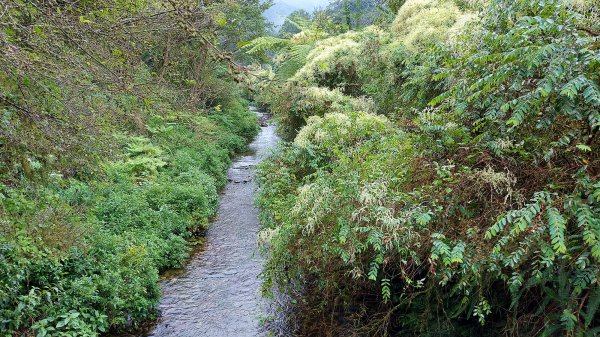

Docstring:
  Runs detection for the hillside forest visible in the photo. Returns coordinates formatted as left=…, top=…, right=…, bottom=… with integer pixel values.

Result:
left=1, top=0, right=600, bottom=336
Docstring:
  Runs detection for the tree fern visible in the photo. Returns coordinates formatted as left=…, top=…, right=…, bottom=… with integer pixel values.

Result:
left=276, top=43, right=313, bottom=79
left=242, top=36, right=291, bottom=55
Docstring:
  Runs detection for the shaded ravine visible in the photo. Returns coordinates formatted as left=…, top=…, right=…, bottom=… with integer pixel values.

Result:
left=145, top=108, right=278, bottom=337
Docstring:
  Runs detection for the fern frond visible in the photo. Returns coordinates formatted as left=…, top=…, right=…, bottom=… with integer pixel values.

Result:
left=285, top=17, right=313, bottom=32
left=276, top=44, right=313, bottom=79
left=243, top=36, right=291, bottom=55
left=547, top=207, right=567, bottom=254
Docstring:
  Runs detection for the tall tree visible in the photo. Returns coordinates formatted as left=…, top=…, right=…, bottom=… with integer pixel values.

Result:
left=326, top=0, right=383, bottom=29
left=278, top=9, right=312, bottom=37
left=343, top=0, right=352, bottom=29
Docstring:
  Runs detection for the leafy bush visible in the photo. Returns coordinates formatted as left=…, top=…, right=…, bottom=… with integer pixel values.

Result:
left=0, top=89, right=259, bottom=337
left=291, top=31, right=363, bottom=91
left=0, top=0, right=265, bottom=335
left=145, top=169, right=219, bottom=227
left=391, top=0, right=476, bottom=51
left=263, top=84, right=375, bottom=140
left=256, top=0, right=600, bottom=335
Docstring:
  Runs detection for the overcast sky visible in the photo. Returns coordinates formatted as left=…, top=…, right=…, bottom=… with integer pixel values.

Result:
left=276, top=0, right=331, bottom=11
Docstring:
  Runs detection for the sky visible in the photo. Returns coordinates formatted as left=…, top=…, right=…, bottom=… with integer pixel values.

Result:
left=264, top=0, right=331, bottom=27
left=276, top=0, right=331, bottom=11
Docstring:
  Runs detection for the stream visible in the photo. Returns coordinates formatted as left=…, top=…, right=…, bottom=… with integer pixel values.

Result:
left=143, top=107, right=278, bottom=337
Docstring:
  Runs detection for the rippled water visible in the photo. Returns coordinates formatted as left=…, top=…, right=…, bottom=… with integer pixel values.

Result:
left=143, top=108, right=278, bottom=337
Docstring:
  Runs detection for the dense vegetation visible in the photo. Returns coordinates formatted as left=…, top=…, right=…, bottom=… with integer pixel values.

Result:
left=0, top=0, right=266, bottom=335
left=324, top=0, right=390, bottom=28
left=2, top=0, right=599, bottom=336
left=252, top=0, right=600, bottom=335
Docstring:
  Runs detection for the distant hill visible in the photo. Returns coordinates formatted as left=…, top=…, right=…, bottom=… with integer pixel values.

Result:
left=263, top=1, right=299, bottom=27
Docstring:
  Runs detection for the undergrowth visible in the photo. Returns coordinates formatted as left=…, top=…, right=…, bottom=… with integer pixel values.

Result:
left=0, top=0, right=263, bottom=335
left=253, top=0, right=600, bottom=335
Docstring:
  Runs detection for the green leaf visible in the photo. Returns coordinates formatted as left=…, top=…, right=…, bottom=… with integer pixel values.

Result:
left=560, top=309, right=577, bottom=330
left=547, top=208, right=567, bottom=254
left=78, top=16, right=93, bottom=24
left=576, top=144, right=592, bottom=152
left=214, top=12, right=227, bottom=27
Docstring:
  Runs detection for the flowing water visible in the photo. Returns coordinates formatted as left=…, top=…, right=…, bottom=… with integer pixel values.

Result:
left=143, top=108, right=278, bottom=337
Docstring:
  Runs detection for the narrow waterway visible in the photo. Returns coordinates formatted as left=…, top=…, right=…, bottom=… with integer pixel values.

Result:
left=145, top=107, right=278, bottom=337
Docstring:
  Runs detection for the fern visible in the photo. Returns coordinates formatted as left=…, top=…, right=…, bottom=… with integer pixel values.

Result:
left=243, top=36, right=291, bottom=55
left=276, top=44, right=313, bottom=79
left=576, top=202, right=599, bottom=248
left=547, top=207, right=567, bottom=254
left=283, top=17, right=313, bottom=33
left=584, top=287, right=600, bottom=328
left=560, top=75, right=586, bottom=99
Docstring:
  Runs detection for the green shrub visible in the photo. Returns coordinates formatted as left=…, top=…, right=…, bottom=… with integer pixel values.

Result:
left=391, top=0, right=476, bottom=51
left=217, top=99, right=261, bottom=141
left=0, top=0, right=264, bottom=334
left=257, top=0, right=600, bottom=335
left=0, top=103, right=258, bottom=336
left=291, top=30, right=364, bottom=93
left=266, top=84, right=375, bottom=140
left=169, top=147, right=230, bottom=189
left=145, top=169, right=219, bottom=227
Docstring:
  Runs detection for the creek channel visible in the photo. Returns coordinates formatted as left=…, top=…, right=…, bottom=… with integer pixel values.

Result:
left=139, top=107, right=278, bottom=337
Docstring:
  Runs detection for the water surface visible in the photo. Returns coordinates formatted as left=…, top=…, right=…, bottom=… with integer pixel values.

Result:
left=145, top=108, right=278, bottom=337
